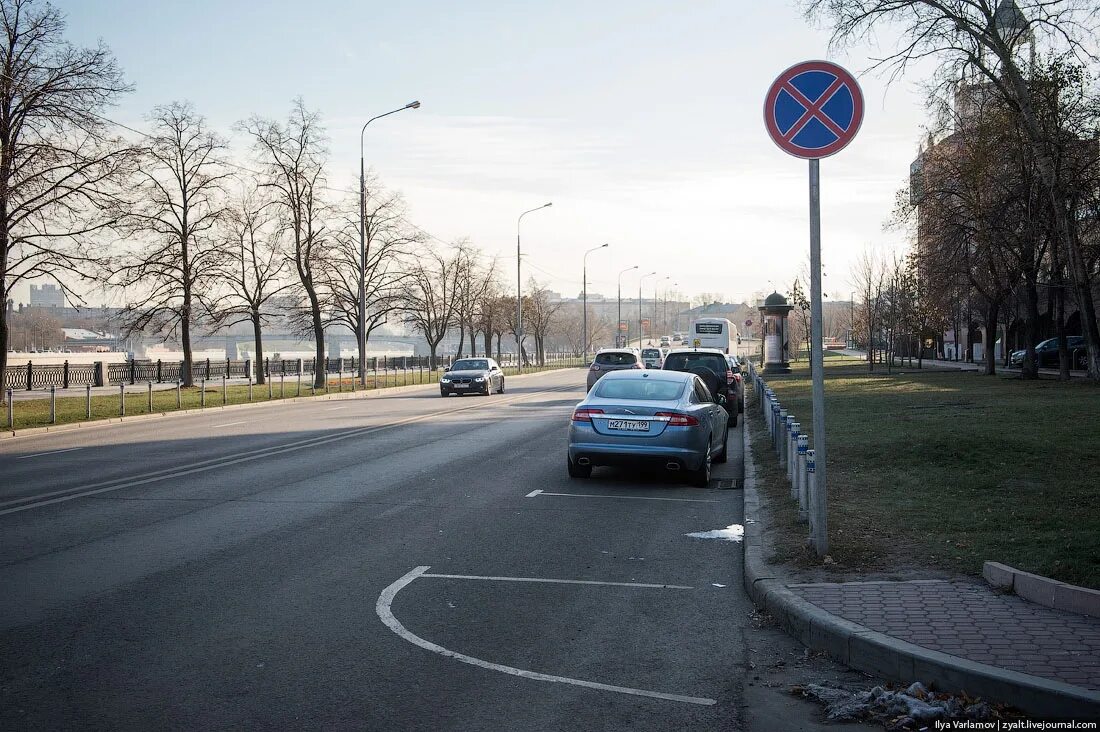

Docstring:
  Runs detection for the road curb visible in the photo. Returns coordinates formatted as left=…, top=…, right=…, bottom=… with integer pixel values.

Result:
left=0, top=367, right=582, bottom=441
left=740, top=421, right=1100, bottom=719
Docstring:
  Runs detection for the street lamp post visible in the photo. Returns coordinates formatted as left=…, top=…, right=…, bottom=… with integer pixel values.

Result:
left=617, top=266, right=638, bottom=348
left=639, top=272, right=657, bottom=346
left=654, top=276, right=668, bottom=341
left=516, top=203, right=552, bottom=367
left=582, top=243, right=609, bottom=359
left=359, top=100, right=420, bottom=386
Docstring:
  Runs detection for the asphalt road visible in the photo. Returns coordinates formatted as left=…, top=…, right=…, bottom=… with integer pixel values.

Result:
left=0, top=368, right=871, bottom=731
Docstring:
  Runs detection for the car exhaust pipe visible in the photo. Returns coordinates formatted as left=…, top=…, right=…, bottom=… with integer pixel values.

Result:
left=577, top=457, right=591, bottom=466
left=666, top=461, right=681, bottom=471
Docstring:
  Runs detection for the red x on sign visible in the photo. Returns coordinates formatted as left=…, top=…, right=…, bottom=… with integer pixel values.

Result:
left=764, top=60, right=863, bottom=159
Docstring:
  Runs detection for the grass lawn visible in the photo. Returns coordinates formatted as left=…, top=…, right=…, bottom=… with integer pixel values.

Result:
left=3, top=361, right=583, bottom=432
left=749, top=352, right=1100, bottom=590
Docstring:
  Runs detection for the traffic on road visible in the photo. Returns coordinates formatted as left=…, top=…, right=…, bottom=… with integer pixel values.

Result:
left=0, top=358, right=871, bottom=731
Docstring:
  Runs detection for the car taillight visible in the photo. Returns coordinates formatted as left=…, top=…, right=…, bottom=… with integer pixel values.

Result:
left=726, top=369, right=736, bottom=384
left=572, top=407, right=604, bottom=422
left=655, top=411, right=699, bottom=427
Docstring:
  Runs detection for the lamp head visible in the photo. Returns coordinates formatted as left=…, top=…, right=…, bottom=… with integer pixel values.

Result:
left=406, top=101, right=421, bottom=109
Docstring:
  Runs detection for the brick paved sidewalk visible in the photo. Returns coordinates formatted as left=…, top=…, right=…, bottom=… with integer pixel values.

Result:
left=789, top=579, right=1100, bottom=691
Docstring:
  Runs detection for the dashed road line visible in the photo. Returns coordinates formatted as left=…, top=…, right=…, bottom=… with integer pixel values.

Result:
left=529, top=491, right=718, bottom=504
left=15, top=447, right=82, bottom=460
left=211, top=421, right=248, bottom=428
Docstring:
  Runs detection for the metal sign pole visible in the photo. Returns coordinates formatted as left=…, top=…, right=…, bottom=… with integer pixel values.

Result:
left=808, top=158, right=828, bottom=557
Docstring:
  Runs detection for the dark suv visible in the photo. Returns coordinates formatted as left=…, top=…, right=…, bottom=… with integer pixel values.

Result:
left=662, top=348, right=738, bottom=424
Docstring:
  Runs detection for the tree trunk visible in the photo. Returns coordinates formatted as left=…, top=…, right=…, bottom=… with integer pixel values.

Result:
left=1022, top=281, right=1041, bottom=380
left=252, top=312, right=265, bottom=385
left=982, top=301, right=999, bottom=376
left=309, top=301, right=325, bottom=389
left=1055, top=277, right=1070, bottom=381
left=484, top=330, right=492, bottom=359
left=455, top=327, right=465, bottom=358
left=428, top=343, right=439, bottom=371
left=181, top=304, right=194, bottom=387
left=0, top=274, right=8, bottom=401
left=468, top=324, right=477, bottom=357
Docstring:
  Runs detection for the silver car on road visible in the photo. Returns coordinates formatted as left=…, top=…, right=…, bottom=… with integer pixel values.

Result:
left=567, top=369, right=729, bottom=487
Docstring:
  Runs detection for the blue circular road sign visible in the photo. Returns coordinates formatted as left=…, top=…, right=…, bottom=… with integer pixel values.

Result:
left=764, top=60, right=864, bottom=159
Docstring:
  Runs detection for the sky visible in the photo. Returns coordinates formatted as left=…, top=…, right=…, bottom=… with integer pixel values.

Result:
left=18, top=0, right=937, bottom=308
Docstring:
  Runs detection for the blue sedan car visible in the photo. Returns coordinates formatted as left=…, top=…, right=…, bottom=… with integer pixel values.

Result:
left=567, top=369, right=729, bottom=487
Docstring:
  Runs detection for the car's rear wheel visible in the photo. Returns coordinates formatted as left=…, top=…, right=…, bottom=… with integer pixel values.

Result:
left=714, top=424, right=729, bottom=464
left=567, top=457, right=591, bottom=479
left=688, top=445, right=712, bottom=487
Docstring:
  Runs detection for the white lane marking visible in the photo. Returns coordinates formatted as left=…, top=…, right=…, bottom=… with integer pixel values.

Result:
left=421, top=573, right=693, bottom=590
left=525, top=489, right=543, bottom=498
left=325, top=406, right=347, bottom=411
left=0, top=385, right=577, bottom=516
left=376, top=567, right=716, bottom=706
left=534, top=491, right=717, bottom=504
left=211, top=421, right=247, bottom=428
left=15, top=447, right=82, bottom=460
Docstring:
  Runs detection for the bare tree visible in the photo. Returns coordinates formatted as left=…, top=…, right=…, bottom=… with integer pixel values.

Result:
left=0, top=0, right=136, bottom=392
left=239, top=99, right=330, bottom=388
left=211, top=183, right=291, bottom=384
left=452, top=244, right=498, bottom=358
left=525, top=278, right=563, bottom=366
left=114, top=102, right=229, bottom=386
left=477, top=289, right=511, bottom=360
left=323, top=179, right=419, bottom=367
left=805, top=0, right=1100, bottom=376
left=852, top=248, right=888, bottom=370
left=403, top=247, right=463, bottom=369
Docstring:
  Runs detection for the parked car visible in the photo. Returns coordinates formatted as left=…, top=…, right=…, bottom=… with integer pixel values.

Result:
left=440, top=358, right=504, bottom=396
left=567, top=369, right=729, bottom=486
left=586, top=348, right=643, bottom=391
left=640, top=347, right=663, bottom=369
left=725, top=356, right=745, bottom=414
left=661, top=347, right=738, bottom=424
left=1009, top=336, right=1087, bottom=369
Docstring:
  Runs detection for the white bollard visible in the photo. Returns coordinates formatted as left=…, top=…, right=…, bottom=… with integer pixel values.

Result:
left=797, top=433, right=809, bottom=521
left=788, top=420, right=800, bottom=491
left=785, top=416, right=796, bottom=480
left=777, top=409, right=788, bottom=460
left=806, top=449, right=817, bottom=538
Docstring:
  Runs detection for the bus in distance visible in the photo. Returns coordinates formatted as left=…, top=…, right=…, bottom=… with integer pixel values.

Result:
left=690, top=318, right=738, bottom=354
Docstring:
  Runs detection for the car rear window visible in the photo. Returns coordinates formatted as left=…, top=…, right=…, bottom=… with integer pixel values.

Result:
left=595, top=379, right=684, bottom=401
left=595, top=352, right=637, bottom=366
left=641, top=349, right=660, bottom=358
left=663, top=353, right=727, bottom=371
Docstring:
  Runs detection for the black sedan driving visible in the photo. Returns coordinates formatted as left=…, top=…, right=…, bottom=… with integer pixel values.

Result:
left=440, top=358, right=505, bottom=396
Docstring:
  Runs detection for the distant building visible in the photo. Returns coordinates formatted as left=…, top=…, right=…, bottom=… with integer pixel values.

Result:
left=30, top=284, right=66, bottom=308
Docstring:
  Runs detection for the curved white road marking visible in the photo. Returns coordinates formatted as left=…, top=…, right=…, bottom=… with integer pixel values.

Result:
left=375, top=566, right=717, bottom=707
left=421, top=572, right=692, bottom=590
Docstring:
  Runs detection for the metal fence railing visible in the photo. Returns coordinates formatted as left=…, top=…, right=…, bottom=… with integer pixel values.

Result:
left=4, top=351, right=587, bottom=392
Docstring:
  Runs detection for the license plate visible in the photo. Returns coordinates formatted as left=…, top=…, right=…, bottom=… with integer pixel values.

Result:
left=454, top=383, right=469, bottom=389
left=607, top=419, right=649, bottom=431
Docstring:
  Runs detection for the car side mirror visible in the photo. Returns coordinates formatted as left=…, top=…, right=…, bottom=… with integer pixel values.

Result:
left=716, top=394, right=727, bottom=405
left=443, top=366, right=450, bottom=372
